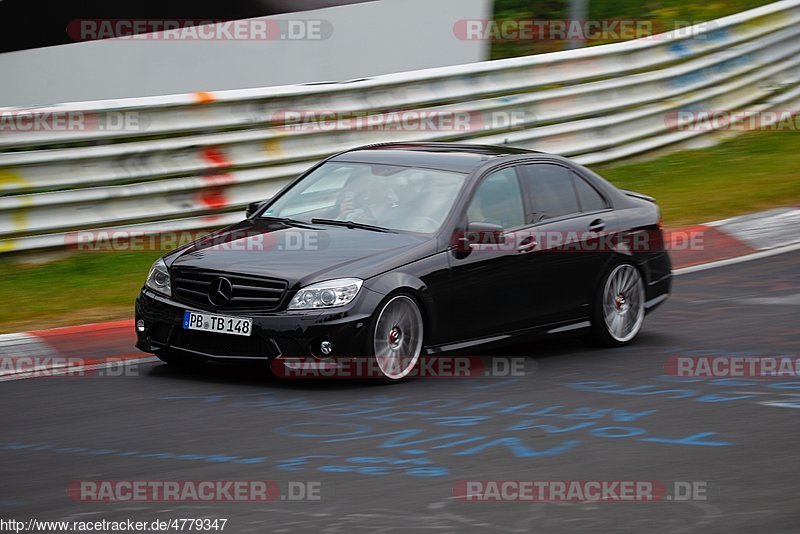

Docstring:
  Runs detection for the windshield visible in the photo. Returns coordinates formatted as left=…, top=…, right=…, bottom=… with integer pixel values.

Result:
left=262, top=162, right=468, bottom=234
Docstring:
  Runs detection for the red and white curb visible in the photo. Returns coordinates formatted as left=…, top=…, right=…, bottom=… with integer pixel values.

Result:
left=711, top=207, right=800, bottom=250
left=0, top=321, right=154, bottom=382
left=0, top=207, right=797, bottom=381
left=671, top=207, right=800, bottom=274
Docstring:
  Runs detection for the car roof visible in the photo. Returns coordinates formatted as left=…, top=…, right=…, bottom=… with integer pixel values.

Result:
left=328, top=142, right=543, bottom=173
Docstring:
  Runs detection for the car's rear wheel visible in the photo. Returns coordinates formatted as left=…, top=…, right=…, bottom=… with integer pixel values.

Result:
left=371, top=294, right=424, bottom=383
left=590, top=262, right=645, bottom=346
left=155, top=350, right=207, bottom=367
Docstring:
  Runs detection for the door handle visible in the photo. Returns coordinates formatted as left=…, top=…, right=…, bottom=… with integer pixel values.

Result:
left=517, top=237, right=538, bottom=253
left=589, top=219, right=605, bottom=232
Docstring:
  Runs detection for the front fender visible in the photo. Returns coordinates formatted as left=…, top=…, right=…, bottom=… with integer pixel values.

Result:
left=364, top=271, right=437, bottom=347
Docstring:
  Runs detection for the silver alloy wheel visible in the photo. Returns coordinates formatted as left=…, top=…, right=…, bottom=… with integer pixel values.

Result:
left=602, top=264, right=645, bottom=343
left=373, top=295, right=424, bottom=380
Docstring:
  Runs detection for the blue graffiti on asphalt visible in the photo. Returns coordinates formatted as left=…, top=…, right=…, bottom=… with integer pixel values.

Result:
left=567, top=381, right=757, bottom=402
left=159, top=391, right=735, bottom=477
left=276, top=454, right=449, bottom=477
left=569, top=375, right=800, bottom=402
left=272, top=420, right=730, bottom=456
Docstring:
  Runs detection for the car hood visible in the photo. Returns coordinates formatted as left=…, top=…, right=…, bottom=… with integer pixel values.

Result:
left=166, top=219, right=435, bottom=288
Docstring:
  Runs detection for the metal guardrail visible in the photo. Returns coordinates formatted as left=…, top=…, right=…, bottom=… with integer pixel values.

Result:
left=1, top=0, right=799, bottom=253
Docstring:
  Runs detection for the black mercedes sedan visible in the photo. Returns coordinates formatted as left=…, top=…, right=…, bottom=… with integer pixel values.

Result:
left=136, top=142, right=671, bottom=382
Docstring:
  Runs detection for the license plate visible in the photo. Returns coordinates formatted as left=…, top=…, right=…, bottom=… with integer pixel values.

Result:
left=183, top=311, right=252, bottom=337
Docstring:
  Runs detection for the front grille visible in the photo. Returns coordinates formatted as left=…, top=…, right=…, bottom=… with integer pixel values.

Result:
left=171, top=329, right=278, bottom=358
left=172, top=268, right=288, bottom=311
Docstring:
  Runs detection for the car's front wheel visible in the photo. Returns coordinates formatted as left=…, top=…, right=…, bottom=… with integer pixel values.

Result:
left=590, top=262, right=646, bottom=346
left=370, top=294, right=424, bottom=383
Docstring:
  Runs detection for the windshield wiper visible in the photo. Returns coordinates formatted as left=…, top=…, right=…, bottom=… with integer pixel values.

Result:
left=258, top=216, right=315, bottom=228
left=311, top=218, right=395, bottom=233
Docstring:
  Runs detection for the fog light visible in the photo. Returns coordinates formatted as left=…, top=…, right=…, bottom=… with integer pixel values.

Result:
left=320, top=340, right=333, bottom=356
left=136, top=319, right=145, bottom=333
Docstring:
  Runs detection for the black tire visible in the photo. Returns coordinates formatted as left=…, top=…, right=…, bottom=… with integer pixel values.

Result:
left=588, top=262, right=646, bottom=347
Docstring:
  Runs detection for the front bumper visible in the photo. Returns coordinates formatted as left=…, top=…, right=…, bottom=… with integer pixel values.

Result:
left=135, top=287, right=382, bottom=362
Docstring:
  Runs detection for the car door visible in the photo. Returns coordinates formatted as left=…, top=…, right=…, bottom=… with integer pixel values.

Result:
left=516, top=162, right=616, bottom=324
left=438, top=166, right=533, bottom=344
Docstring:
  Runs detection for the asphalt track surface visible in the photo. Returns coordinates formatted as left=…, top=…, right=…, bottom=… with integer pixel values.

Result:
left=1, top=251, right=798, bottom=533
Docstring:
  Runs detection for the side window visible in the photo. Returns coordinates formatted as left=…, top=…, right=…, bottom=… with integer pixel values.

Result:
left=572, top=172, right=608, bottom=212
left=520, top=164, right=580, bottom=221
left=467, top=168, right=525, bottom=229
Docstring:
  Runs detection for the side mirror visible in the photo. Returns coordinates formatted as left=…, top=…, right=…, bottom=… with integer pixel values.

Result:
left=465, top=222, right=506, bottom=246
left=453, top=222, right=506, bottom=257
left=246, top=201, right=267, bottom=218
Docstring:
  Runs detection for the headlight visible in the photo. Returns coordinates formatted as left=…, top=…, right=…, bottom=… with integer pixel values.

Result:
left=145, top=258, right=172, bottom=297
left=288, top=278, right=363, bottom=310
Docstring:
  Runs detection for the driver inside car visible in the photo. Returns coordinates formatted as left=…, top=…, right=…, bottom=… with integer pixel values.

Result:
left=334, top=172, right=400, bottom=224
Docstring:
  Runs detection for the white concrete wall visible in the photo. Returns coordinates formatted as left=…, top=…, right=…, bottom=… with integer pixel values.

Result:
left=0, top=0, right=491, bottom=106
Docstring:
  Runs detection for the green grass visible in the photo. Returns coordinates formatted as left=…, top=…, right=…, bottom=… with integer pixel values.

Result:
left=1, top=129, right=798, bottom=333
left=592, top=129, right=800, bottom=227
left=491, top=0, right=774, bottom=59
left=0, top=250, right=163, bottom=333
